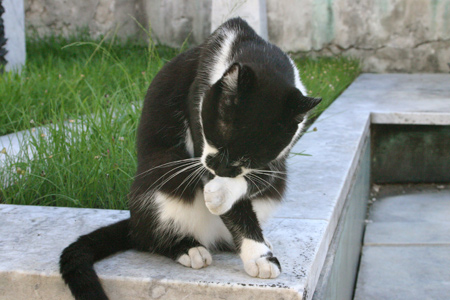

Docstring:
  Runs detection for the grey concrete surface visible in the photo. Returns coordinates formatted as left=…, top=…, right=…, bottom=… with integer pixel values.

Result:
left=354, top=246, right=450, bottom=300
left=368, top=191, right=450, bottom=224
left=355, top=189, right=450, bottom=300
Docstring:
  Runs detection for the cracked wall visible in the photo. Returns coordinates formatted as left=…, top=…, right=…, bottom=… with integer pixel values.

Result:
left=267, top=0, right=450, bottom=72
left=25, top=0, right=450, bottom=72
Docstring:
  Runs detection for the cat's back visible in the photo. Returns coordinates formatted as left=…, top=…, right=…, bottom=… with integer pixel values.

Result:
left=203, top=18, right=296, bottom=88
left=145, top=47, right=201, bottom=104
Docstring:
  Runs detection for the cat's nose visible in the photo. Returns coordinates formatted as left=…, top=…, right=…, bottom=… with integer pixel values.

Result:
left=214, top=165, right=241, bottom=178
left=205, top=154, right=241, bottom=178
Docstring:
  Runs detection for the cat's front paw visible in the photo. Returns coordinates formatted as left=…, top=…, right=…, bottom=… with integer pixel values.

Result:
left=204, top=181, right=232, bottom=215
left=177, top=246, right=212, bottom=269
left=240, top=238, right=281, bottom=279
left=244, top=256, right=281, bottom=279
left=203, top=176, right=247, bottom=215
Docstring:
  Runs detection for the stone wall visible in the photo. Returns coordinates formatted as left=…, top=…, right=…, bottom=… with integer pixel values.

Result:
left=266, top=0, right=450, bottom=72
left=24, top=0, right=450, bottom=72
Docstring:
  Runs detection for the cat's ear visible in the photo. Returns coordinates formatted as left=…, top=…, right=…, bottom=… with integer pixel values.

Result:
left=286, top=88, right=322, bottom=122
left=221, top=63, right=255, bottom=95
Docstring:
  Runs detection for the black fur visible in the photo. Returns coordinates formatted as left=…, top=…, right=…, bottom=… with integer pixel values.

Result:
left=60, top=18, right=320, bottom=300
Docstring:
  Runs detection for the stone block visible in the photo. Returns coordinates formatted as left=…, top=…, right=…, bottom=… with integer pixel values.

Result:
left=0, top=204, right=328, bottom=300
left=368, top=191, right=450, bottom=223
left=3, top=0, right=26, bottom=72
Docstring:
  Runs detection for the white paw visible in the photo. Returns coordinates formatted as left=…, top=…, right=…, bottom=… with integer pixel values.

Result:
left=264, top=237, right=273, bottom=251
left=244, top=256, right=281, bottom=279
left=239, top=238, right=281, bottom=279
left=204, top=181, right=232, bottom=215
left=177, top=246, right=212, bottom=269
left=204, top=176, right=247, bottom=215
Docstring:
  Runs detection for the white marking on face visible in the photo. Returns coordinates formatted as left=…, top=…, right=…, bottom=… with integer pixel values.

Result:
left=203, top=176, right=248, bottom=215
left=153, top=191, right=233, bottom=248
left=200, top=139, right=219, bottom=174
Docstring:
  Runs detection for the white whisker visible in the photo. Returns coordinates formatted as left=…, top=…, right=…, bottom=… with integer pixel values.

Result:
left=135, top=157, right=200, bottom=179
left=247, top=173, right=283, bottom=198
left=142, top=162, right=203, bottom=198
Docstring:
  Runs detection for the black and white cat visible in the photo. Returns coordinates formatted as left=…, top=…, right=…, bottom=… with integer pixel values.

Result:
left=60, top=18, right=320, bottom=300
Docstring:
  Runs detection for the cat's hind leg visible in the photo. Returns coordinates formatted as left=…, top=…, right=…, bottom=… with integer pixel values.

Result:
left=156, top=236, right=212, bottom=269
left=177, top=245, right=212, bottom=269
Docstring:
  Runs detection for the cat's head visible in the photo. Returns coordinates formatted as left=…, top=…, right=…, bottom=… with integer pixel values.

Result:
left=200, top=63, right=320, bottom=177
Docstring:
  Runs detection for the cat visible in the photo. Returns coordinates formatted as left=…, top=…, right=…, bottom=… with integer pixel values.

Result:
left=60, top=18, right=321, bottom=300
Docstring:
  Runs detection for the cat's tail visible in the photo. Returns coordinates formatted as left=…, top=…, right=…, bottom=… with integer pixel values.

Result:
left=59, top=218, right=131, bottom=300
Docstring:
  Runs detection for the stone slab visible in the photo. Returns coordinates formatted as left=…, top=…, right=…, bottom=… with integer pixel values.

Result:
left=3, top=0, right=26, bottom=72
left=354, top=246, right=450, bottom=300
left=368, top=191, right=450, bottom=223
left=371, top=112, right=450, bottom=125
left=365, top=190, right=450, bottom=245
left=365, top=222, right=450, bottom=246
left=0, top=204, right=328, bottom=300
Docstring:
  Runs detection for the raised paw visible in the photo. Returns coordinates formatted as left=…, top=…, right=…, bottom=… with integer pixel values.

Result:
left=203, top=176, right=247, bottom=215
left=244, top=256, right=281, bottom=279
left=177, top=246, right=212, bottom=269
left=204, top=182, right=231, bottom=215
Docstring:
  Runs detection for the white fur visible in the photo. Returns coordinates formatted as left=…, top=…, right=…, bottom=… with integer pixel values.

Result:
left=208, top=30, right=237, bottom=86
left=288, top=56, right=308, bottom=95
left=184, top=122, right=194, bottom=157
left=276, top=121, right=306, bottom=160
left=153, top=191, right=233, bottom=248
left=200, top=139, right=219, bottom=174
left=252, top=199, right=280, bottom=224
left=276, top=57, right=310, bottom=160
left=240, top=238, right=280, bottom=279
left=198, top=29, right=237, bottom=142
left=204, top=176, right=248, bottom=215
left=177, top=246, right=212, bottom=269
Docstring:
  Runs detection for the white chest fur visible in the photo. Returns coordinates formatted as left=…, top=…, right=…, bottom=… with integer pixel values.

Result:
left=153, top=190, right=233, bottom=248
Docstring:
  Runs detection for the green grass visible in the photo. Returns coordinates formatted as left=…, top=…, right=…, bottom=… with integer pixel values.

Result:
left=0, top=33, right=178, bottom=136
left=297, top=56, right=360, bottom=118
left=0, top=35, right=360, bottom=209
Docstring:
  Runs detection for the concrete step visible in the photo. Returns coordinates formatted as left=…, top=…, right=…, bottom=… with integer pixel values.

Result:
left=0, top=204, right=327, bottom=300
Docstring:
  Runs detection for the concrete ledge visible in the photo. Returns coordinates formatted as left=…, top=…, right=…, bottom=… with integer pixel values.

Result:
left=1, top=74, right=450, bottom=299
